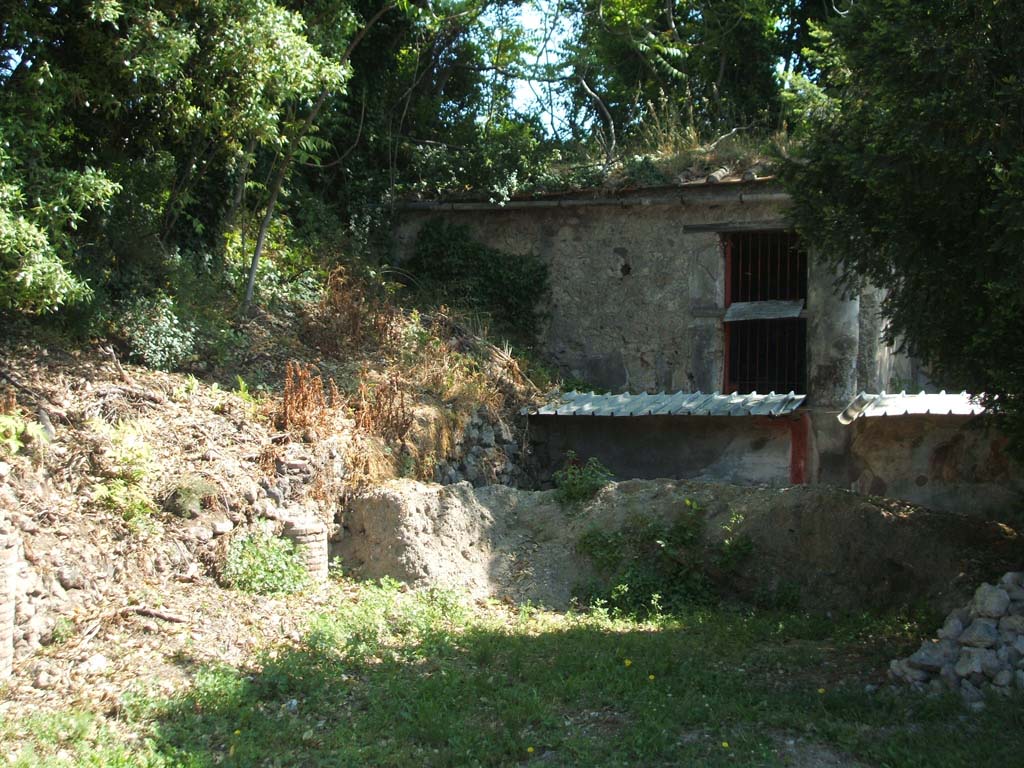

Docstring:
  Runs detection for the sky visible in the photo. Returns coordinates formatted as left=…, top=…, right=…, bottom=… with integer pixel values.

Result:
left=509, top=0, right=574, bottom=134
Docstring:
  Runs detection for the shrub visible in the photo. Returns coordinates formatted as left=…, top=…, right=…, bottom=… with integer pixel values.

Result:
left=552, top=450, right=613, bottom=505
left=118, top=292, right=195, bottom=370
left=223, top=529, right=308, bottom=595
left=575, top=504, right=709, bottom=615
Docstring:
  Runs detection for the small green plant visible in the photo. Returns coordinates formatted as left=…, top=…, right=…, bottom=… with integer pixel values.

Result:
left=0, top=405, right=47, bottom=455
left=92, top=478, right=156, bottom=523
left=90, top=419, right=154, bottom=481
left=717, top=511, right=753, bottom=573
left=171, top=374, right=201, bottom=402
left=163, top=476, right=219, bottom=518
left=223, top=529, right=308, bottom=595
left=328, top=557, right=344, bottom=581
left=575, top=506, right=709, bottom=616
left=552, top=451, right=613, bottom=505
left=234, top=375, right=254, bottom=403
left=50, top=617, right=76, bottom=645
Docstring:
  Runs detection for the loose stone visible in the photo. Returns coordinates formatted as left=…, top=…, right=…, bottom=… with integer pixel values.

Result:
left=907, top=639, right=958, bottom=671
left=959, top=618, right=999, bottom=648
left=998, top=615, right=1024, bottom=634
left=972, top=584, right=1010, bottom=618
left=937, top=614, right=964, bottom=641
left=80, top=652, right=109, bottom=675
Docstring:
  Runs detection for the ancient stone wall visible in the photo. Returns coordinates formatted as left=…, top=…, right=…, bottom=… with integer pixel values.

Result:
left=394, top=183, right=909, bottom=406
left=0, top=526, right=16, bottom=680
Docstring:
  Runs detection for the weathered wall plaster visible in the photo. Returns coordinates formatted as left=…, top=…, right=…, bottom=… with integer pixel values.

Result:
left=839, top=415, right=1023, bottom=517
left=528, top=411, right=1023, bottom=516
left=529, top=415, right=794, bottom=487
left=394, top=183, right=906, bottom=406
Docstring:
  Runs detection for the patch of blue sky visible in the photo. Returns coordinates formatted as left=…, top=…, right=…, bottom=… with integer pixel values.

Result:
left=505, top=0, right=576, bottom=136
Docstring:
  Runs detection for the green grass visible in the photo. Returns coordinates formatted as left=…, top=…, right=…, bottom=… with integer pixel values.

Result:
left=4, top=581, right=1023, bottom=766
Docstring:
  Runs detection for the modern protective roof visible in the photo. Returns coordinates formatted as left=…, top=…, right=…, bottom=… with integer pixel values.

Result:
left=524, top=390, right=806, bottom=418
left=837, top=391, right=986, bottom=425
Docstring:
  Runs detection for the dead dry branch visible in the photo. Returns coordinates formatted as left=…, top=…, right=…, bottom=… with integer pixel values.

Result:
left=352, top=368, right=414, bottom=443
left=277, top=360, right=344, bottom=436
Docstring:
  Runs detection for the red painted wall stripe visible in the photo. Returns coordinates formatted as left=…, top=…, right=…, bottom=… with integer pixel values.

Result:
left=789, top=411, right=810, bottom=484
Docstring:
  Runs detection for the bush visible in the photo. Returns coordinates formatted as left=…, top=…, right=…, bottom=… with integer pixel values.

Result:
left=575, top=505, right=709, bottom=616
left=552, top=451, right=613, bottom=505
left=223, top=529, right=308, bottom=595
left=118, top=292, right=195, bottom=370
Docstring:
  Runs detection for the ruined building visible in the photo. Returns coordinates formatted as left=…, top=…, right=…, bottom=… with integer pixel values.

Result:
left=394, top=177, right=1022, bottom=515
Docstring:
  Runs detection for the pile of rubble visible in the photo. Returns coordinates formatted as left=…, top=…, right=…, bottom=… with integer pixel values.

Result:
left=889, top=572, right=1024, bottom=710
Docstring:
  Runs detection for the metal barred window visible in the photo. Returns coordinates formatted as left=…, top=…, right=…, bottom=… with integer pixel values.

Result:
left=723, top=232, right=807, bottom=395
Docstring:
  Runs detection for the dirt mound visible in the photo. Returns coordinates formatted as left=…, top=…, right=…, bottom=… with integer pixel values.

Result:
left=340, top=479, right=1022, bottom=611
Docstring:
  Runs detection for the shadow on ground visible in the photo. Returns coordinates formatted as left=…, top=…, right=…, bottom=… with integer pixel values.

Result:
left=133, top=608, right=1024, bottom=768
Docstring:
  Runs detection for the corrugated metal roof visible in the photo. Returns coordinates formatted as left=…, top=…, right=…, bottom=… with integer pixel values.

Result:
left=524, top=390, right=806, bottom=418
left=837, top=391, right=986, bottom=425
left=724, top=300, right=805, bottom=322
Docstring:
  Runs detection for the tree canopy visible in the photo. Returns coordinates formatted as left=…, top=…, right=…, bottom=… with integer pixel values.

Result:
left=783, top=0, right=1024, bottom=446
left=1, top=0, right=1022, bottom=447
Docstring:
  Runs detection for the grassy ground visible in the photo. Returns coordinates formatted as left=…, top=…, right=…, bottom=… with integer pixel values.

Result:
left=3, top=580, right=1022, bottom=767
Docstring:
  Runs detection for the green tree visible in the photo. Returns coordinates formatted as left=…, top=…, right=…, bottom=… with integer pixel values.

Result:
left=783, top=0, right=1024, bottom=449
left=0, top=0, right=342, bottom=315
left=559, top=0, right=821, bottom=146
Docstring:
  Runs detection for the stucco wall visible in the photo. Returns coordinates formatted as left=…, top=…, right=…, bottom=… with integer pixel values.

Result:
left=528, top=415, right=795, bottom=487
left=845, top=416, right=1022, bottom=517
left=527, top=410, right=1023, bottom=516
left=809, top=411, right=1022, bottom=516
left=394, top=183, right=900, bottom=407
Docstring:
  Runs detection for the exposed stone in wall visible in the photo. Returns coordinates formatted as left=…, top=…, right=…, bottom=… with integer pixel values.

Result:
left=889, top=573, right=1024, bottom=710
left=0, top=524, right=17, bottom=680
left=282, top=517, right=329, bottom=583
left=434, top=408, right=526, bottom=488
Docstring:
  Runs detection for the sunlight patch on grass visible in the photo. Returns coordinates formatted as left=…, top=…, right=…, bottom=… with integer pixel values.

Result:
left=4, top=582, right=1022, bottom=767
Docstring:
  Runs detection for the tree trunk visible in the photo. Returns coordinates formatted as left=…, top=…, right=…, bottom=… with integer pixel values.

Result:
left=242, top=157, right=284, bottom=311
left=241, top=2, right=395, bottom=312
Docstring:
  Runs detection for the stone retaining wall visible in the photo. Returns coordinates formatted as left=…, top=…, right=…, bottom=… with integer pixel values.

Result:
left=0, top=527, right=18, bottom=680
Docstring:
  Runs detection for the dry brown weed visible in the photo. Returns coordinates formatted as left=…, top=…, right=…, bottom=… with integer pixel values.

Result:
left=278, top=360, right=344, bottom=435
left=352, top=368, right=414, bottom=443
left=305, top=267, right=403, bottom=354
